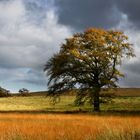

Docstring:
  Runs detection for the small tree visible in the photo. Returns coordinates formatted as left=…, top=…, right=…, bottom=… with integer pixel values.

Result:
left=44, top=28, right=135, bottom=112
left=19, top=88, right=29, bottom=96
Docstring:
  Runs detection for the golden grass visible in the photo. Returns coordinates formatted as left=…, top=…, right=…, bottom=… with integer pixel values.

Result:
left=0, top=113, right=139, bottom=140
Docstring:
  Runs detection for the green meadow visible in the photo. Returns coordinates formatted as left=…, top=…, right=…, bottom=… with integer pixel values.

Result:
left=0, top=92, right=139, bottom=113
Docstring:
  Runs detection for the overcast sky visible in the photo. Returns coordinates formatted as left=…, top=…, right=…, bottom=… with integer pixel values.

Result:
left=0, top=0, right=140, bottom=92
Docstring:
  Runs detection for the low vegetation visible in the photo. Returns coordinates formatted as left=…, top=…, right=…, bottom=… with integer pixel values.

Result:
left=0, top=113, right=139, bottom=140
left=19, top=88, right=30, bottom=96
left=0, top=90, right=139, bottom=139
left=0, top=87, right=11, bottom=97
left=0, top=95, right=139, bottom=112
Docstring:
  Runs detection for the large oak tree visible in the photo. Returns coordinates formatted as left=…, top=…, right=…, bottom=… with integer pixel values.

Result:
left=44, top=28, right=134, bottom=111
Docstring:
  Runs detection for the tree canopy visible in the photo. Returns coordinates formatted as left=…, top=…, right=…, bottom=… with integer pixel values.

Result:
left=44, top=28, right=135, bottom=111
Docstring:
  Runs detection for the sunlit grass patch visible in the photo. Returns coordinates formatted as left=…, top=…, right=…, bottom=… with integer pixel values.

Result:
left=0, top=114, right=139, bottom=140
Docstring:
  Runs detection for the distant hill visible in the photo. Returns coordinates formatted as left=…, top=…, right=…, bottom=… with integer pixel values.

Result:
left=12, top=88, right=140, bottom=97
left=114, top=88, right=140, bottom=97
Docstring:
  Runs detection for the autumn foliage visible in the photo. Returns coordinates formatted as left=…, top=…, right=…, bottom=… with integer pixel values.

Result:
left=45, top=28, right=135, bottom=111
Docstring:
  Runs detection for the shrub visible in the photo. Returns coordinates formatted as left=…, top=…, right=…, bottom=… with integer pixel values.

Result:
left=0, top=87, right=11, bottom=97
left=19, top=88, right=30, bottom=96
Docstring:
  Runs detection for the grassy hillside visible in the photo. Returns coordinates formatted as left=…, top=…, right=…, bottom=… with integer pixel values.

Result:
left=0, top=88, right=139, bottom=113
left=0, top=96, right=139, bottom=113
left=14, top=88, right=140, bottom=97
left=114, top=88, right=140, bottom=97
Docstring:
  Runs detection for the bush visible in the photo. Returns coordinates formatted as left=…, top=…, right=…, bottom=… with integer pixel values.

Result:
left=19, top=88, right=30, bottom=96
left=0, top=87, right=11, bottom=97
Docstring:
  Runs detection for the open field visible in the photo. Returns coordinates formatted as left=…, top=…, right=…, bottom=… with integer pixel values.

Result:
left=112, top=88, right=140, bottom=97
left=0, top=95, right=139, bottom=113
left=0, top=89, right=139, bottom=140
left=0, top=113, right=139, bottom=140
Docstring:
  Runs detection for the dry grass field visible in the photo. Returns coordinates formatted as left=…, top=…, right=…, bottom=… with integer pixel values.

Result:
left=0, top=113, right=139, bottom=140
left=0, top=89, right=139, bottom=140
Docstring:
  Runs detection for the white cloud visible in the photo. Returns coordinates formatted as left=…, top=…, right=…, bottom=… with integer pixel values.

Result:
left=0, top=0, right=72, bottom=92
left=0, top=0, right=25, bottom=23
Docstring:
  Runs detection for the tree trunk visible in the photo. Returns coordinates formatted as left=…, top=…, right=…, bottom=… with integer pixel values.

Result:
left=93, top=87, right=100, bottom=112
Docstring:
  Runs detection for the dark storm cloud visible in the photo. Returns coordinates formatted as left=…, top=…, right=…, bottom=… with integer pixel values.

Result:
left=0, top=0, right=140, bottom=91
left=14, top=69, right=47, bottom=86
left=115, top=0, right=140, bottom=29
left=54, top=0, right=123, bottom=30
left=120, top=74, right=140, bottom=87
left=119, top=69, right=140, bottom=87
left=55, top=0, right=140, bottom=30
left=122, top=62, right=140, bottom=75
left=54, top=0, right=140, bottom=88
left=119, top=60, right=140, bottom=87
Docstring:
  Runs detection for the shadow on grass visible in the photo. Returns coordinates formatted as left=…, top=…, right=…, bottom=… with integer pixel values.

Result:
left=0, top=110, right=139, bottom=116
